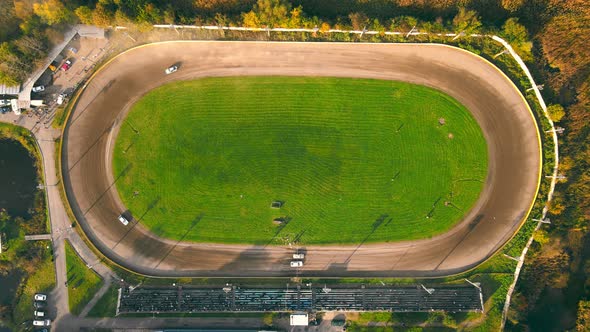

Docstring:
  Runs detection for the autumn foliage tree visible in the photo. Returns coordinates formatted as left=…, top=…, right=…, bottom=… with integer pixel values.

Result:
left=242, top=0, right=291, bottom=28
left=33, top=0, right=72, bottom=25
left=540, top=0, right=590, bottom=87
left=578, top=301, right=590, bottom=331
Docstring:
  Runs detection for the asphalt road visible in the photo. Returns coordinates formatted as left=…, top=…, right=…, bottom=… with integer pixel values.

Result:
left=61, top=41, right=541, bottom=277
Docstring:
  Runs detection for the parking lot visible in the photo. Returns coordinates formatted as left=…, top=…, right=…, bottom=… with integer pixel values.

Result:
left=118, top=284, right=483, bottom=314
left=27, top=35, right=109, bottom=130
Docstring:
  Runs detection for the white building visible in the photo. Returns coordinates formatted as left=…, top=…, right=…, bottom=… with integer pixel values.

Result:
left=290, top=313, right=309, bottom=326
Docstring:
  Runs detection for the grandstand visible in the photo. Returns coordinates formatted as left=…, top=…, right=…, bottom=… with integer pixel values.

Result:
left=117, top=284, right=483, bottom=315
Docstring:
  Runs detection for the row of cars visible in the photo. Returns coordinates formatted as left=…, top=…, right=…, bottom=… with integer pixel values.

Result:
left=32, top=293, right=51, bottom=328
left=291, top=252, right=305, bottom=267
left=32, top=59, right=74, bottom=97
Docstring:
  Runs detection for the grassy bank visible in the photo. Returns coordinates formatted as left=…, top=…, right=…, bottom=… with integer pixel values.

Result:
left=87, top=285, right=118, bottom=317
left=65, top=241, right=103, bottom=315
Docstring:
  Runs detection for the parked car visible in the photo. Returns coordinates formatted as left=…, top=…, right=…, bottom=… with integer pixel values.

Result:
left=33, top=301, right=46, bottom=309
left=293, top=253, right=305, bottom=259
left=290, top=260, right=303, bottom=267
left=56, top=94, right=65, bottom=105
left=34, top=293, right=47, bottom=301
left=32, top=86, right=45, bottom=93
left=118, top=214, right=129, bottom=226
left=68, top=47, right=78, bottom=54
left=165, top=65, right=178, bottom=74
left=34, top=310, right=45, bottom=317
left=32, top=319, right=51, bottom=327
left=0, top=106, right=10, bottom=114
left=61, top=59, right=72, bottom=71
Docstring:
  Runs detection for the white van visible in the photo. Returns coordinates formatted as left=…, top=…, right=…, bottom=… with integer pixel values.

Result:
left=33, top=319, right=51, bottom=326
left=118, top=215, right=129, bottom=226
left=34, top=310, right=45, bottom=317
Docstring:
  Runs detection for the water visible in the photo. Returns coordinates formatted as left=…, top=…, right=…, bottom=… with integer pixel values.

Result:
left=0, top=270, right=23, bottom=306
left=0, top=139, right=37, bottom=219
left=0, top=139, right=37, bottom=332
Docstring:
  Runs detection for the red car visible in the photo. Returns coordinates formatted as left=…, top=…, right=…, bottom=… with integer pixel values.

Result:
left=61, top=60, right=72, bottom=71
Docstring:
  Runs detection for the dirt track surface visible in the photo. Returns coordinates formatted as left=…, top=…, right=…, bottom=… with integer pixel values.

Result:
left=62, top=41, right=540, bottom=277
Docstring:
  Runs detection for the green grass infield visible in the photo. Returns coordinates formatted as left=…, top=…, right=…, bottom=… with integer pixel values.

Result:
left=113, top=76, right=487, bottom=245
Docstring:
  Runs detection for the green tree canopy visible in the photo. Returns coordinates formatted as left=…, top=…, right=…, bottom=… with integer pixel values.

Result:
left=502, top=17, right=528, bottom=44
left=452, top=8, right=481, bottom=35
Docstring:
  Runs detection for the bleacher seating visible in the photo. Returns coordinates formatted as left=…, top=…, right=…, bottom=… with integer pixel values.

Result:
left=118, top=285, right=482, bottom=314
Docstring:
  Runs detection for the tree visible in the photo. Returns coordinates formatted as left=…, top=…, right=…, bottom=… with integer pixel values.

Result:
left=533, top=229, right=550, bottom=245
left=502, top=17, right=532, bottom=60
left=547, top=104, right=566, bottom=122
left=577, top=301, right=590, bottom=331
left=136, top=3, right=163, bottom=23
left=163, top=7, right=175, bottom=24
left=214, top=13, right=229, bottom=26
left=452, top=8, right=482, bottom=35
left=502, top=18, right=528, bottom=44
left=349, top=12, right=368, bottom=30
left=242, top=11, right=260, bottom=27
left=14, top=36, right=47, bottom=62
left=195, top=0, right=253, bottom=14
left=548, top=194, right=566, bottom=215
left=287, top=6, right=303, bottom=28
left=13, top=0, right=34, bottom=20
left=74, top=6, right=93, bottom=25
left=262, top=312, right=274, bottom=326
left=0, top=42, right=29, bottom=85
left=501, top=0, right=525, bottom=12
left=244, top=0, right=291, bottom=28
left=0, top=1, right=20, bottom=42
left=33, top=0, right=72, bottom=25
left=541, top=2, right=590, bottom=87
left=92, top=4, right=113, bottom=27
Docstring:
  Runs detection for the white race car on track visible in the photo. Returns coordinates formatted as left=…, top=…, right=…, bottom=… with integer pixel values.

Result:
left=165, top=65, right=178, bottom=74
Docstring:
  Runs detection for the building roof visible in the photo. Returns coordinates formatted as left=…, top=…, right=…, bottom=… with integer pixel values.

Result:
left=75, top=25, right=106, bottom=39
left=290, top=314, right=308, bottom=326
left=0, top=84, right=21, bottom=95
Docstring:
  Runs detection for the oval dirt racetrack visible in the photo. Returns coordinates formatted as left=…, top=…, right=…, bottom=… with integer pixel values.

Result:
left=62, top=41, right=541, bottom=277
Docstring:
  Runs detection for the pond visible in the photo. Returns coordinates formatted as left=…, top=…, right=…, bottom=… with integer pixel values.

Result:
left=0, top=270, right=23, bottom=306
left=0, top=139, right=37, bottom=219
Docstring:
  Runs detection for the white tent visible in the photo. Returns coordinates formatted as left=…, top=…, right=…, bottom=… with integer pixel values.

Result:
left=290, top=313, right=309, bottom=326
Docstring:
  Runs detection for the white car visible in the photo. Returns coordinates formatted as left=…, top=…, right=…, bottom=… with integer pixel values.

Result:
left=56, top=94, right=64, bottom=105
left=118, top=214, right=129, bottom=226
left=32, top=319, right=51, bottom=326
left=34, top=293, right=47, bottom=301
left=34, top=310, right=45, bottom=317
left=165, top=65, right=178, bottom=74
left=32, top=86, right=45, bottom=93
left=290, top=260, right=303, bottom=268
left=293, top=253, right=305, bottom=259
